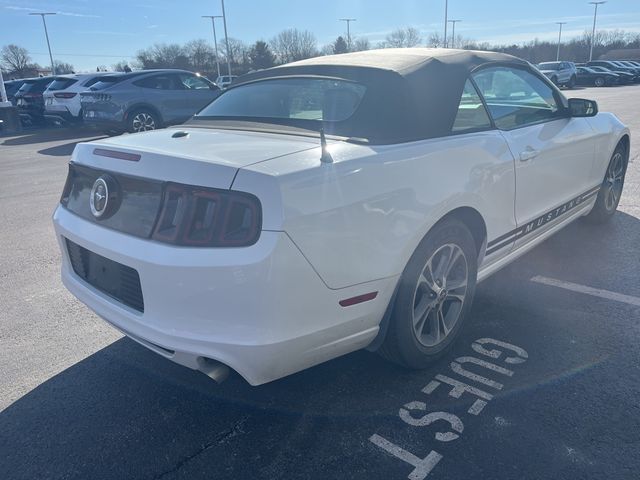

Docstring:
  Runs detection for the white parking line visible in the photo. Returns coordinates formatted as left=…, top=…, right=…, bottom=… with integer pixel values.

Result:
left=531, top=275, right=640, bottom=307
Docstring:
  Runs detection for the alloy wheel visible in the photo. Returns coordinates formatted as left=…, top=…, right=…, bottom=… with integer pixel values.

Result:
left=411, top=243, right=469, bottom=348
left=595, top=77, right=605, bottom=87
left=604, top=151, right=625, bottom=211
left=132, top=112, right=156, bottom=132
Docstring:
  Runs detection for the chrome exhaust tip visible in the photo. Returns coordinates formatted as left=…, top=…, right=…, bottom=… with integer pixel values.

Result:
left=197, top=357, right=230, bottom=383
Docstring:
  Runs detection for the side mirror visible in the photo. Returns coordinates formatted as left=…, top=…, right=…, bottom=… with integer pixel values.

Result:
left=568, top=98, right=598, bottom=117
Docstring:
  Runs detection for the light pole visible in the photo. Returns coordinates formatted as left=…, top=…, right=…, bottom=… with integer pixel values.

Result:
left=202, top=15, right=223, bottom=79
left=220, top=0, right=232, bottom=77
left=0, top=69, right=9, bottom=104
left=339, top=18, right=357, bottom=51
left=555, top=22, right=567, bottom=61
left=444, top=0, right=449, bottom=48
left=589, top=1, right=606, bottom=62
left=29, top=12, right=56, bottom=75
left=448, top=19, right=461, bottom=49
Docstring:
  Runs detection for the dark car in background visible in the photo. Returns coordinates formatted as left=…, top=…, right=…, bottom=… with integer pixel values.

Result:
left=81, top=69, right=221, bottom=133
left=575, top=66, right=619, bottom=87
left=609, top=60, right=640, bottom=76
left=3, top=79, right=27, bottom=105
left=587, top=61, right=640, bottom=82
left=586, top=65, right=636, bottom=84
left=14, top=77, right=53, bottom=125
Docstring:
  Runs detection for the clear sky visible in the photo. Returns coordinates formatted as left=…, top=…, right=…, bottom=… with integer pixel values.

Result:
left=2, top=0, right=639, bottom=72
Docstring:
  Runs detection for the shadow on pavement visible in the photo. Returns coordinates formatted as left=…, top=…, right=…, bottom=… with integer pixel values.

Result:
left=0, top=335, right=406, bottom=480
left=38, top=140, right=94, bottom=157
left=1, top=127, right=105, bottom=146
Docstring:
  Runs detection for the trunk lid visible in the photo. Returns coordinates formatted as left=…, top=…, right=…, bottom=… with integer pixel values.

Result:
left=72, top=127, right=318, bottom=189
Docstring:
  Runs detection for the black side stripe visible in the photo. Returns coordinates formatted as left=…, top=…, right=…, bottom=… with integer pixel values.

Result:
left=486, top=186, right=601, bottom=256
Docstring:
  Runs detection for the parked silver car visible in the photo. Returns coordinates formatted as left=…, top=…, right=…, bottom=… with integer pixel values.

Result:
left=536, top=61, right=578, bottom=88
left=80, top=69, right=221, bottom=133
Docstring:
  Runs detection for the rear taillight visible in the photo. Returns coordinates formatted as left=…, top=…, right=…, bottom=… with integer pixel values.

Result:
left=54, top=92, right=77, bottom=99
left=152, top=183, right=261, bottom=247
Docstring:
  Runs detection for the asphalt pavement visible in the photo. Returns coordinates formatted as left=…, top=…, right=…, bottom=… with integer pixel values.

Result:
left=1, top=85, right=639, bottom=480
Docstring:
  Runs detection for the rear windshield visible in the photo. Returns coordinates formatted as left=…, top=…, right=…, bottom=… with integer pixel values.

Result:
left=538, top=63, right=560, bottom=70
left=47, top=78, right=78, bottom=91
left=89, top=76, right=124, bottom=91
left=17, top=79, right=52, bottom=94
left=196, top=78, right=366, bottom=125
left=5, top=82, right=24, bottom=95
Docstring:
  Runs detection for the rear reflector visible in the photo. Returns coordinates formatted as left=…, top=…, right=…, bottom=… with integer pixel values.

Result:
left=54, top=92, right=77, bottom=99
left=93, top=148, right=141, bottom=162
left=339, top=292, right=378, bottom=307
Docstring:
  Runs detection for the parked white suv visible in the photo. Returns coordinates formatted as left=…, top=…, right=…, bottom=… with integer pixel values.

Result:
left=215, top=75, right=237, bottom=89
left=44, top=74, right=108, bottom=124
left=536, top=61, right=578, bottom=89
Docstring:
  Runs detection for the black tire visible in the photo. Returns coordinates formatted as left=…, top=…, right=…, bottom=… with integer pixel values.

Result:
left=105, top=129, right=124, bottom=136
left=567, top=75, right=577, bottom=89
left=378, top=218, right=478, bottom=369
left=584, top=143, right=628, bottom=224
left=594, top=77, right=606, bottom=87
left=551, top=76, right=559, bottom=86
left=127, top=108, right=160, bottom=133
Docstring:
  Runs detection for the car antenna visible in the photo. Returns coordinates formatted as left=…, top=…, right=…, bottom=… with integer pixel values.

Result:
left=320, top=127, right=333, bottom=164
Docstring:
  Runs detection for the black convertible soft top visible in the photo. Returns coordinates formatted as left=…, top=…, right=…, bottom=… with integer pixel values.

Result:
left=201, top=48, right=531, bottom=144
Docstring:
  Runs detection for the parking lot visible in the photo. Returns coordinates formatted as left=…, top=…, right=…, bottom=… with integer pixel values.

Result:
left=1, top=84, right=639, bottom=479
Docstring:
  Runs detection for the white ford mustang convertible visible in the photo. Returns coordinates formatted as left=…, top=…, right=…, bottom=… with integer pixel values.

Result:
left=53, top=49, right=630, bottom=385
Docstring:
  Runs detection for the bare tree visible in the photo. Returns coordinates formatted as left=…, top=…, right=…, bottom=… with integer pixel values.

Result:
left=427, top=32, right=444, bottom=48
left=270, top=29, right=317, bottom=64
left=186, top=39, right=215, bottom=73
left=1, top=44, right=31, bottom=75
left=53, top=61, right=75, bottom=74
left=136, top=43, right=189, bottom=69
left=383, top=27, right=422, bottom=48
left=352, top=37, right=371, bottom=52
left=112, top=61, right=131, bottom=72
left=217, top=37, right=249, bottom=73
left=320, top=44, right=334, bottom=56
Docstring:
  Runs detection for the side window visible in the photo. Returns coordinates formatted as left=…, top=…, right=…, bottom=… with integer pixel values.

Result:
left=178, top=73, right=213, bottom=90
left=134, top=74, right=179, bottom=90
left=472, top=67, right=562, bottom=130
left=452, top=79, right=493, bottom=133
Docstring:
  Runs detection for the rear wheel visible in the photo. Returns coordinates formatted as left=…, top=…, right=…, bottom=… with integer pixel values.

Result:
left=551, top=76, right=559, bottom=86
left=567, top=75, right=577, bottom=89
left=584, top=144, right=628, bottom=224
left=378, top=218, right=478, bottom=368
left=594, top=77, right=606, bottom=87
left=127, top=109, right=160, bottom=133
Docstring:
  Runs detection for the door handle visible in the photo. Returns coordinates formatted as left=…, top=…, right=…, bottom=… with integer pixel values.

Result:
left=519, top=148, right=539, bottom=162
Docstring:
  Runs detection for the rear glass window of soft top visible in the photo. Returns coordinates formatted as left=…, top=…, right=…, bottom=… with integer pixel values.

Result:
left=196, top=78, right=367, bottom=123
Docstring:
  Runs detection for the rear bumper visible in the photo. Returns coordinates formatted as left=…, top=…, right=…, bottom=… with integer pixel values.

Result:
left=44, top=109, right=78, bottom=124
left=53, top=205, right=396, bottom=385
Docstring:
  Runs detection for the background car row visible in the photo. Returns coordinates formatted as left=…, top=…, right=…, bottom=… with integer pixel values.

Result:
left=4, top=69, right=222, bottom=132
left=4, top=60, right=639, bottom=134
left=536, top=59, right=640, bottom=88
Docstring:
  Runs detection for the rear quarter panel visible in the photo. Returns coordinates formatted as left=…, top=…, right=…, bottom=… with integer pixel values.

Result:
left=235, top=132, right=517, bottom=289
